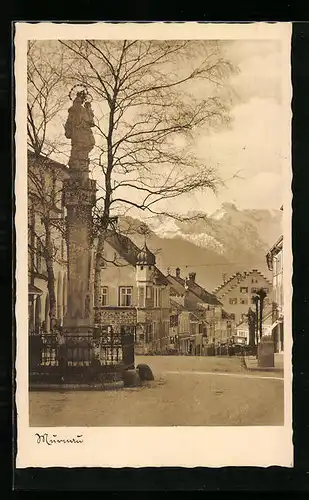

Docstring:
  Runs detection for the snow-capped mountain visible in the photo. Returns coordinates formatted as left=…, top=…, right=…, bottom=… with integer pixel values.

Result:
left=117, top=204, right=282, bottom=291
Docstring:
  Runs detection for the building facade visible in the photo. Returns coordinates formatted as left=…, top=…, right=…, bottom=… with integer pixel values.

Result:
left=96, top=232, right=170, bottom=353
left=213, top=269, right=273, bottom=325
left=169, top=298, right=208, bottom=355
left=266, top=235, right=284, bottom=353
left=28, top=151, right=69, bottom=335
left=167, top=268, right=234, bottom=350
left=235, top=306, right=273, bottom=345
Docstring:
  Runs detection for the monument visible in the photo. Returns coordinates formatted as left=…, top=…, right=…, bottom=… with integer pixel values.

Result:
left=63, top=85, right=97, bottom=365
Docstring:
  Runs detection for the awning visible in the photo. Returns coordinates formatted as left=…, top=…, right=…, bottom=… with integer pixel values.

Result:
left=28, top=284, right=43, bottom=296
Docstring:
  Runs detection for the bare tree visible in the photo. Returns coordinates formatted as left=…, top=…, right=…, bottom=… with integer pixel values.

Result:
left=28, top=40, right=234, bottom=320
left=27, top=41, right=70, bottom=329
left=42, top=40, right=237, bottom=319
left=28, top=152, right=68, bottom=329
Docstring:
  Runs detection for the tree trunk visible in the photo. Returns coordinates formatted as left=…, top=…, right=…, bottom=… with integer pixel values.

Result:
left=94, top=231, right=105, bottom=324
left=44, top=222, right=57, bottom=331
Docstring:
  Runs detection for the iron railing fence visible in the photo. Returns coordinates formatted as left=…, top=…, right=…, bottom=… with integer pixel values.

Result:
left=29, top=330, right=134, bottom=373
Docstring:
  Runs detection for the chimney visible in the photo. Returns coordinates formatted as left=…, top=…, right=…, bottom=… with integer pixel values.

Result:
left=188, top=272, right=196, bottom=283
left=175, top=267, right=181, bottom=278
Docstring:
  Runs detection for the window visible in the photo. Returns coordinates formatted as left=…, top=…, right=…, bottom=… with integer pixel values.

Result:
left=119, top=287, right=133, bottom=307
left=146, top=286, right=152, bottom=299
left=240, top=287, right=248, bottom=294
left=154, top=287, right=161, bottom=307
left=251, top=287, right=258, bottom=293
left=100, top=286, right=108, bottom=306
left=145, top=324, right=152, bottom=342
left=251, top=278, right=258, bottom=284
left=138, top=286, right=145, bottom=307
left=229, top=298, right=237, bottom=305
left=240, top=298, right=248, bottom=305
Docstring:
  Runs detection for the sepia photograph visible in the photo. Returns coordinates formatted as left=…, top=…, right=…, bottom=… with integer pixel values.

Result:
left=15, top=22, right=292, bottom=468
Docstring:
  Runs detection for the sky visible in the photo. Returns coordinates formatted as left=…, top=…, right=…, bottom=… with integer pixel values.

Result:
left=34, top=39, right=286, bottom=218
left=174, top=40, right=284, bottom=215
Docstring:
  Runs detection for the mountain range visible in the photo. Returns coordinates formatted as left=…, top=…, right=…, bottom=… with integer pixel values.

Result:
left=117, top=203, right=282, bottom=292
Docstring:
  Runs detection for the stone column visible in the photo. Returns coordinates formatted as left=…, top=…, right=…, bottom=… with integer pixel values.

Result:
left=62, top=90, right=97, bottom=363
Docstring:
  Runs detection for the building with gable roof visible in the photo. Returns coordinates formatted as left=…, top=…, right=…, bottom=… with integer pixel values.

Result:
left=167, top=268, right=235, bottom=350
left=28, top=150, right=69, bottom=335
left=169, top=297, right=210, bottom=355
left=95, top=231, right=170, bottom=353
left=213, top=269, right=273, bottom=325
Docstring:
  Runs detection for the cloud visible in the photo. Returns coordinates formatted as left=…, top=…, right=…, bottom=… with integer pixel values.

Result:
left=232, top=171, right=283, bottom=209
left=231, top=51, right=282, bottom=104
left=196, top=97, right=283, bottom=178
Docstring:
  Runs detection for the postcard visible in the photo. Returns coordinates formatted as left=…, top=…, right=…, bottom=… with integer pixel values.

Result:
left=15, top=21, right=293, bottom=468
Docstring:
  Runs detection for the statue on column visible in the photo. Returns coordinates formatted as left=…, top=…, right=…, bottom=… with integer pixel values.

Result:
left=65, top=88, right=95, bottom=164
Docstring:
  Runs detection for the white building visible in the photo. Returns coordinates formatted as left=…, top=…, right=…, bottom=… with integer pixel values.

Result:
left=28, top=151, right=69, bottom=334
left=266, top=235, right=284, bottom=353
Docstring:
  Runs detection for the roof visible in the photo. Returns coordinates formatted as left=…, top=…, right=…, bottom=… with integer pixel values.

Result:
left=213, top=268, right=272, bottom=297
left=27, top=150, right=69, bottom=176
left=266, top=235, right=283, bottom=271
left=170, top=298, right=185, bottom=311
left=136, top=242, right=156, bottom=266
left=167, top=273, right=222, bottom=306
left=105, top=230, right=168, bottom=285
left=28, top=283, right=43, bottom=295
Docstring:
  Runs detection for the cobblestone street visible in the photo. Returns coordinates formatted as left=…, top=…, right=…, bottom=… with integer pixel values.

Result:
left=29, top=355, right=284, bottom=427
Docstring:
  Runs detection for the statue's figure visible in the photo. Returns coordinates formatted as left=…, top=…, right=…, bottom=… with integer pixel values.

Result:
left=65, top=91, right=95, bottom=161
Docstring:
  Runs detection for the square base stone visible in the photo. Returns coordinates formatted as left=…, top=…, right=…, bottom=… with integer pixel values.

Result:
left=258, top=339, right=275, bottom=368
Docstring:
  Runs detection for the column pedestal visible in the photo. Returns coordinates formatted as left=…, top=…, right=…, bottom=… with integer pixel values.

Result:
left=63, top=165, right=96, bottom=367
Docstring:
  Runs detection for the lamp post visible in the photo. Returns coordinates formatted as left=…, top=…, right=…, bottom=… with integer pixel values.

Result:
left=247, top=307, right=256, bottom=347
left=252, top=295, right=259, bottom=347
left=256, top=288, right=267, bottom=341
left=252, top=289, right=267, bottom=343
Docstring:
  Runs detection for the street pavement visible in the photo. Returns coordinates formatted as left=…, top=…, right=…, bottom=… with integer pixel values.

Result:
left=29, top=355, right=284, bottom=427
